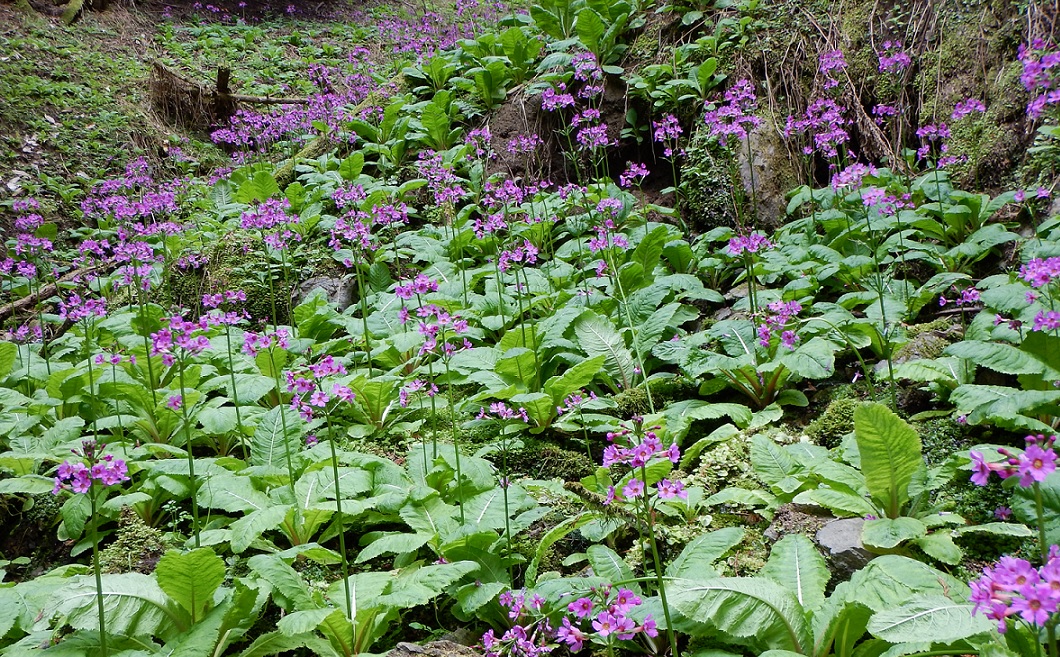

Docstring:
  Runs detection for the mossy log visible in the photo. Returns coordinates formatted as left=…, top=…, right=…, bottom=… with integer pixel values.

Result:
left=60, top=0, right=83, bottom=24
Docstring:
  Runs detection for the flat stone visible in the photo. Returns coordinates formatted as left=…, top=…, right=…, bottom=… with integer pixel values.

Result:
left=815, top=517, right=874, bottom=582
left=295, top=276, right=356, bottom=312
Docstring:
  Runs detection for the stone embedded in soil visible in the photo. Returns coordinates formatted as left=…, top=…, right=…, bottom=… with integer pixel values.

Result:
left=385, top=640, right=480, bottom=657
left=815, top=517, right=875, bottom=582
left=763, top=503, right=833, bottom=542
left=295, top=276, right=357, bottom=312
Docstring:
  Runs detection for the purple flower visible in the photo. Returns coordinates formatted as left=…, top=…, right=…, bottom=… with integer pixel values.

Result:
left=167, top=395, right=182, bottom=411
left=1019, top=444, right=1057, bottom=485
left=621, top=478, right=645, bottom=499
left=568, top=597, right=594, bottom=619
left=953, top=98, right=987, bottom=120
left=877, top=41, right=912, bottom=73
left=818, top=49, right=846, bottom=88
left=703, top=79, right=761, bottom=147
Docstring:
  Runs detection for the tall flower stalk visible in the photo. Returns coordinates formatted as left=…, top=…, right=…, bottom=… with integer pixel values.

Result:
left=601, top=418, right=684, bottom=657
left=152, top=312, right=213, bottom=547
left=288, top=355, right=358, bottom=647
left=52, top=440, right=130, bottom=657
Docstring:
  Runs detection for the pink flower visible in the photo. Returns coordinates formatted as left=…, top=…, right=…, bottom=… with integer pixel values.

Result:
left=622, top=478, right=645, bottom=499
left=167, top=395, right=182, bottom=411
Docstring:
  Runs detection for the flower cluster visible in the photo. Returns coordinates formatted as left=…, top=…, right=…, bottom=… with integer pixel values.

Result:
left=395, top=274, right=440, bottom=302
left=416, top=304, right=470, bottom=355
left=482, top=591, right=552, bottom=657
left=818, top=49, right=846, bottom=89
left=242, top=328, right=291, bottom=356
left=419, top=151, right=468, bottom=206
left=241, top=198, right=302, bottom=250
left=476, top=401, right=531, bottom=423
left=1021, top=257, right=1060, bottom=289
left=619, top=162, right=649, bottom=188
left=939, top=286, right=980, bottom=307
left=970, top=434, right=1058, bottom=487
left=784, top=98, right=849, bottom=158
left=556, top=390, right=596, bottom=416
left=915, top=123, right=951, bottom=161
left=601, top=422, right=685, bottom=504
left=971, top=548, right=1060, bottom=632
left=726, top=231, right=773, bottom=256
left=58, top=293, right=107, bottom=323
left=151, top=313, right=214, bottom=365
left=52, top=440, right=129, bottom=494
left=652, top=114, right=684, bottom=157
left=202, top=289, right=248, bottom=325
left=286, top=355, right=356, bottom=421
left=541, top=83, right=576, bottom=112
left=587, top=219, right=629, bottom=257
left=877, top=41, right=912, bottom=73
left=757, top=300, right=802, bottom=350
left=1019, top=40, right=1060, bottom=119
left=399, top=379, right=438, bottom=407
left=558, top=586, right=658, bottom=651
left=703, top=79, right=761, bottom=147
left=498, top=239, right=539, bottom=273
left=953, top=98, right=987, bottom=120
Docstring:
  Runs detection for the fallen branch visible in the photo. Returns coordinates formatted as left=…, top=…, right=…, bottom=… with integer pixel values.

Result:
left=0, top=264, right=110, bottom=324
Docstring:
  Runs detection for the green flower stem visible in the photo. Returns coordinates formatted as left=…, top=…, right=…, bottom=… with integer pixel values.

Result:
left=638, top=464, right=679, bottom=657
left=225, top=324, right=248, bottom=461
left=1034, top=483, right=1058, bottom=657
left=136, top=295, right=158, bottom=408
left=90, top=488, right=107, bottom=657
left=322, top=405, right=355, bottom=651
left=267, top=349, right=298, bottom=500
left=177, top=361, right=200, bottom=548
left=352, top=250, right=374, bottom=377
left=442, top=344, right=466, bottom=524
left=605, top=249, right=655, bottom=413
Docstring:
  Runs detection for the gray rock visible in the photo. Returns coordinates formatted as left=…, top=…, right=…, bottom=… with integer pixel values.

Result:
left=295, top=276, right=356, bottom=312
left=815, top=517, right=874, bottom=582
left=735, top=120, right=797, bottom=228
left=385, top=640, right=480, bottom=657
left=763, top=503, right=832, bottom=542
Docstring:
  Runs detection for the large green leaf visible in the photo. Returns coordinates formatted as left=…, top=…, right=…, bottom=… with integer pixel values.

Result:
left=665, top=527, right=744, bottom=580
left=251, top=406, right=301, bottom=469
left=197, top=473, right=270, bottom=513
left=867, top=595, right=995, bottom=643
left=945, top=340, right=1044, bottom=375
left=574, top=311, right=636, bottom=391
left=543, top=355, right=605, bottom=404
left=854, top=403, right=922, bottom=518
left=861, top=517, right=927, bottom=550
left=0, top=341, right=16, bottom=379
left=155, top=548, right=226, bottom=622
left=48, top=573, right=173, bottom=639
left=760, top=535, right=829, bottom=610
left=669, top=578, right=812, bottom=654
left=587, top=545, right=637, bottom=592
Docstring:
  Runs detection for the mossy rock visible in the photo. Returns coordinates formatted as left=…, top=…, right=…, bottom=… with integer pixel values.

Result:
left=806, top=397, right=863, bottom=449
left=167, top=233, right=293, bottom=325
left=680, top=127, right=739, bottom=232
left=893, top=319, right=963, bottom=363
left=99, top=508, right=168, bottom=575
left=506, top=440, right=596, bottom=481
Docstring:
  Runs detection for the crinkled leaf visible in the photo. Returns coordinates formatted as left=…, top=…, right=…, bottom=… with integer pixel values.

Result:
left=854, top=403, right=922, bottom=517
left=156, top=548, right=226, bottom=622
left=665, top=527, right=744, bottom=580
left=760, top=535, right=829, bottom=610
left=669, top=577, right=812, bottom=654
left=867, top=595, right=994, bottom=643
